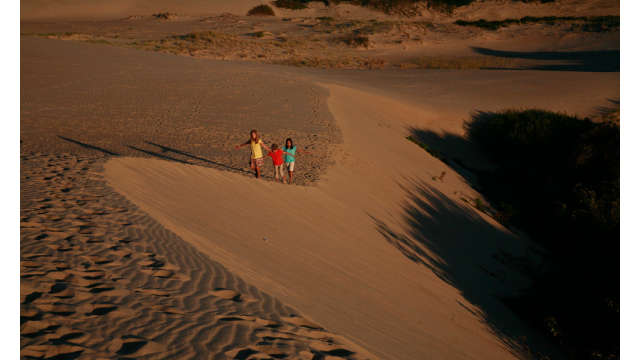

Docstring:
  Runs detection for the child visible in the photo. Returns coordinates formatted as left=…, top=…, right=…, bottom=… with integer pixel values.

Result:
left=283, top=138, right=307, bottom=184
left=235, top=129, right=270, bottom=178
left=267, top=143, right=294, bottom=183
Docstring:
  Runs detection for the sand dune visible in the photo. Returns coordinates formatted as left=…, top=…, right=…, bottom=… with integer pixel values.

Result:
left=22, top=33, right=618, bottom=359
left=104, top=80, right=616, bottom=358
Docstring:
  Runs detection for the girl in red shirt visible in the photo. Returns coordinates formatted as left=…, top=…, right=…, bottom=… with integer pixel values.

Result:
left=267, top=143, right=294, bottom=183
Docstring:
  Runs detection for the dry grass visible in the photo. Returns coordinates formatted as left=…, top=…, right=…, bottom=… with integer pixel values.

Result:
left=397, top=56, right=519, bottom=70
left=334, top=33, right=370, bottom=48
left=152, top=12, right=177, bottom=20
left=273, top=56, right=386, bottom=69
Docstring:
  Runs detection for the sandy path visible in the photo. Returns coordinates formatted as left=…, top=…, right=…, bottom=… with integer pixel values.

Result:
left=104, top=76, right=620, bottom=359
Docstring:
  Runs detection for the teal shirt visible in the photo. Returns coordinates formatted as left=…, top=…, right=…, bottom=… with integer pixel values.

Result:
left=284, top=146, right=296, bottom=163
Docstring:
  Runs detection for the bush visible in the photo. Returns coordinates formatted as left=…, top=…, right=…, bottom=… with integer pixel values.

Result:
left=247, top=4, right=276, bottom=16
left=273, top=0, right=311, bottom=9
left=465, top=109, right=619, bottom=359
left=152, top=12, right=176, bottom=20
left=455, top=15, right=620, bottom=31
left=336, top=33, right=370, bottom=47
left=274, top=0, right=474, bottom=13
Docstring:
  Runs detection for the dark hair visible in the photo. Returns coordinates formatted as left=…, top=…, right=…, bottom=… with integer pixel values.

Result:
left=250, top=129, right=259, bottom=143
left=271, top=143, right=279, bottom=150
left=285, top=138, right=294, bottom=149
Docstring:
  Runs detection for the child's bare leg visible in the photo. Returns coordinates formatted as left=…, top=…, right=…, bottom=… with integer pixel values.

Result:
left=250, top=160, right=257, bottom=178
left=288, top=171, right=293, bottom=184
left=280, top=166, right=286, bottom=183
left=256, top=166, right=261, bottom=179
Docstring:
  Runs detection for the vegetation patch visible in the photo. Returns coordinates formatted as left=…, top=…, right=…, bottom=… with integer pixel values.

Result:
left=152, top=12, right=177, bottom=20
left=465, top=109, right=619, bottom=359
left=273, top=55, right=385, bottom=69
left=335, top=33, right=370, bottom=48
left=273, top=0, right=474, bottom=13
left=247, top=4, right=276, bottom=16
left=398, top=55, right=517, bottom=69
left=355, top=20, right=396, bottom=35
left=455, top=15, right=620, bottom=31
left=273, top=0, right=312, bottom=10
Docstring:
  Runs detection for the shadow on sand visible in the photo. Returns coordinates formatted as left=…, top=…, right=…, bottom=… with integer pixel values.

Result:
left=472, top=47, right=620, bottom=72
left=58, top=136, right=120, bottom=156
left=127, top=145, right=191, bottom=164
left=372, top=180, right=548, bottom=358
left=144, top=141, right=251, bottom=174
left=57, top=136, right=256, bottom=176
left=398, top=109, right=620, bottom=359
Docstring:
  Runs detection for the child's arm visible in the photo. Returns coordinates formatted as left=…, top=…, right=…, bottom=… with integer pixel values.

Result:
left=235, top=140, right=250, bottom=149
left=260, top=142, right=271, bottom=152
left=283, top=151, right=296, bottom=158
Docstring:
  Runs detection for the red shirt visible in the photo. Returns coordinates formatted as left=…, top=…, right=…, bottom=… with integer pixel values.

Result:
left=267, top=149, right=284, bottom=165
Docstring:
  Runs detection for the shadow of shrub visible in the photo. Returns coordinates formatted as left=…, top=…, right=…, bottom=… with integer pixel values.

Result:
left=408, top=109, right=619, bottom=359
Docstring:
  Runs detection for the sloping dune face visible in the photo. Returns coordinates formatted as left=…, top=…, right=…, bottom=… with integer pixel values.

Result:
left=105, top=70, right=618, bottom=358
left=105, top=87, right=521, bottom=360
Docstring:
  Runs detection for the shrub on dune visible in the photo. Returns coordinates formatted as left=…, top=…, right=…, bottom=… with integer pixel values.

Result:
left=247, top=4, right=276, bottom=16
left=273, top=0, right=312, bottom=9
left=464, top=109, right=619, bottom=359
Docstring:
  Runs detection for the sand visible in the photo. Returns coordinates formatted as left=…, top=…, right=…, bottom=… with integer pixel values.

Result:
left=103, top=77, right=617, bottom=358
left=21, top=153, right=375, bottom=359
left=21, top=4, right=619, bottom=359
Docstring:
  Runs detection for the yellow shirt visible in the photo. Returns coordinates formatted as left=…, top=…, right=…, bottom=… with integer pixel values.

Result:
left=250, top=140, right=264, bottom=159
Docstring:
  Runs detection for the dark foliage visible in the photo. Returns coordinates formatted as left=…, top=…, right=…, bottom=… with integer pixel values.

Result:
left=273, top=0, right=474, bottom=12
left=455, top=15, right=619, bottom=31
left=247, top=4, right=276, bottom=16
left=335, top=33, right=370, bottom=47
left=461, top=109, right=619, bottom=359
left=273, top=0, right=315, bottom=9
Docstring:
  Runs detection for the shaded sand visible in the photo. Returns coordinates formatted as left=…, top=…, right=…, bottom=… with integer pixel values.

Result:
left=21, top=153, right=375, bottom=359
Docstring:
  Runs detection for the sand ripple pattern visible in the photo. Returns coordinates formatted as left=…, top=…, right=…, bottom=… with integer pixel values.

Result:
left=21, top=153, right=369, bottom=360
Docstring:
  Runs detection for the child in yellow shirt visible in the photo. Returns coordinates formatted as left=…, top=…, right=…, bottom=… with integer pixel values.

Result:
left=235, top=129, right=270, bottom=178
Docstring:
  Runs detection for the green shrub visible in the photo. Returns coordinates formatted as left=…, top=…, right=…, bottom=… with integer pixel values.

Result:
left=247, top=4, right=276, bottom=16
